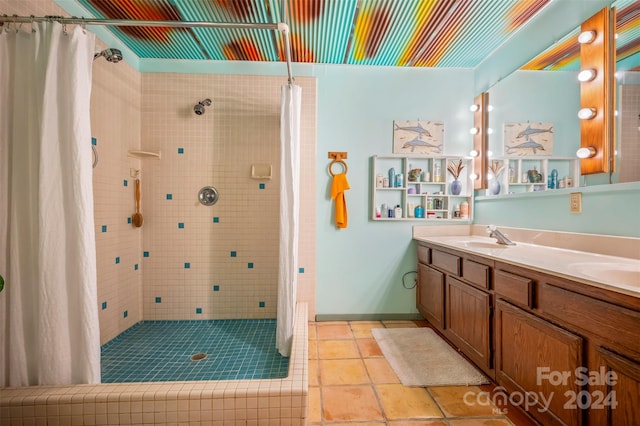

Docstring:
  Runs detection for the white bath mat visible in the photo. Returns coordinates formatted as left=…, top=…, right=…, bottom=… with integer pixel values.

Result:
left=372, top=327, right=489, bottom=387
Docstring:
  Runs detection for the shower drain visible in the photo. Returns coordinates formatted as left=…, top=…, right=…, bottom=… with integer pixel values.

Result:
left=190, top=352, right=207, bottom=361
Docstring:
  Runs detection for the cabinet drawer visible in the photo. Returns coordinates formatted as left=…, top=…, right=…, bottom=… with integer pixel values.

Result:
left=462, top=258, right=490, bottom=289
left=431, top=250, right=460, bottom=276
left=541, top=283, right=640, bottom=356
left=417, top=244, right=430, bottom=265
left=495, top=269, right=533, bottom=308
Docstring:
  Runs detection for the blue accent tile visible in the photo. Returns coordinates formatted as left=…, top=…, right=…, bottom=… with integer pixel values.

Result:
left=213, top=217, right=219, bottom=223
left=123, top=310, right=128, bottom=318
left=166, top=194, right=172, bottom=200
left=127, top=217, right=132, bottom=224
left=259, top=183, right=265, bottom=189
left=178, top=147, right=184, bottom=154
left=178, top=222, right=184, bottom=229
left=123, top=180, right=128, bottom=187
left=299, top=267, right=305, bottom=273
left=213, top=285, right=220, bottom=292
left=230, top=251, right=237, bottom=257
left=155, top=297, right=161, bottom=303
left=184, top=262, right=190, bottom=269
left=259, top=301, right=265, bottom=308
left=134, top=264, right=139, bottom=271
left=115, top=257, right=120, bottom=264
left=196, top=308, right=202, bottom=314
left=91, top=137, right=97, bottom=146
left=101, top=225, right=107, bottom=233
left=101, top=301, right=107, bottom=310
left=248, top=263, right=254, bottom=269
left=143, top=251, right=149, bottom=257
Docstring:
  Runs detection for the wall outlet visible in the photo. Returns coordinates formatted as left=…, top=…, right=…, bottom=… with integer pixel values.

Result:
left=570, top=192, right=582, bottom=213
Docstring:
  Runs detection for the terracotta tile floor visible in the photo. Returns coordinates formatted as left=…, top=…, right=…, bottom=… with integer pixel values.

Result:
left=308, top=320, right=538, bottom=426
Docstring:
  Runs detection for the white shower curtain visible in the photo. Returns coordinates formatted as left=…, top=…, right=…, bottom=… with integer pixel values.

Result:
left=276, top=84, right=302, bottom=357
left=0, top=22, right=100, bottom=386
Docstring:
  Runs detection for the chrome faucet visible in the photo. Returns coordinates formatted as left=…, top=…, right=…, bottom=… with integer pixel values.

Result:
left=487, top=225, right=516, bottom=245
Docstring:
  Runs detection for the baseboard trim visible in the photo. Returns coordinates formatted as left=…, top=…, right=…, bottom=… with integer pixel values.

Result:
left=315, top=313, right=423, bottom=322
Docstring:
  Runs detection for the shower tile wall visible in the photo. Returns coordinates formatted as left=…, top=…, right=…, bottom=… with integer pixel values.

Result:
left=618, top=84, right=640, bottom=183
left=140, top=74, right=317, bottom=321
left=91, top=46, right=144, bottom=344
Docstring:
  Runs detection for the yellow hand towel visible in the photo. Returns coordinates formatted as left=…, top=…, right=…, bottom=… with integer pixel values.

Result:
left=331, top=172, right=350, bottom=229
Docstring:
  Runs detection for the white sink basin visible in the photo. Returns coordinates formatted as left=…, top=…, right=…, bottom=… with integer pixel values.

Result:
left=570, top=263, right=640, bottom=288
left=460, top=241, right=511, bottom=250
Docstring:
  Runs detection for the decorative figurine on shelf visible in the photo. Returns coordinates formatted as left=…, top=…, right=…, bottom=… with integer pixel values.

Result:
left=447, top=159, right=465, bottom=195
left=527, top=167, right=543, bottom=183
left=408, top=168, right=422, bottom=182
left=488, top=160, right=505, bottom=195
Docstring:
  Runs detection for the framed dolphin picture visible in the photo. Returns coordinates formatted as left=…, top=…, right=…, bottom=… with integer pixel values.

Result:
left=503, top=122, right=554, bottom=156
left=393, top=120, right=444, bottom=154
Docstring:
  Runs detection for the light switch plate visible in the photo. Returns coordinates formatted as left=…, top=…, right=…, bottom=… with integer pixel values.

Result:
left=570, top=192, right=582, bottom=213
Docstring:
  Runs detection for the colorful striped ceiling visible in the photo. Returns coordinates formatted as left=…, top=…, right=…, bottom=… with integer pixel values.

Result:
left=522, top=0, right=639, bottom=71
left=65, top=0, right=638, bottom=70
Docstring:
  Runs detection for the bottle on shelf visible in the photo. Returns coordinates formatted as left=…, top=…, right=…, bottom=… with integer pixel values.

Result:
left=454, top=204, right=461, bottom=218
left=433, top=163, right=442, bottom=182
left=460, top=201, right=469, bottom=219
left=394, top=205, right=402, bottom=218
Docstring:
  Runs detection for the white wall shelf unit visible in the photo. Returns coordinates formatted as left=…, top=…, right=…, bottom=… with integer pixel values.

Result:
left=371, top=155, right=474, bottom=222
left=485, top=156, right=580, bottom=196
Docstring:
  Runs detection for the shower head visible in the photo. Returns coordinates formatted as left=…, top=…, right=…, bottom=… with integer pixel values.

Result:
left=194, top=98, right=212, bottom=115
left=93, top=48, right=123, bottom=63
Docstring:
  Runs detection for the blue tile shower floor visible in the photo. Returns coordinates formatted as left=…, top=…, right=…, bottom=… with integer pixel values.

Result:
left=101, top=319, right=289, bottom=382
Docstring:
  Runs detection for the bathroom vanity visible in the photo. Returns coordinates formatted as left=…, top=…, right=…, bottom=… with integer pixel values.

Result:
left=414, top=230, right=640, bottom=426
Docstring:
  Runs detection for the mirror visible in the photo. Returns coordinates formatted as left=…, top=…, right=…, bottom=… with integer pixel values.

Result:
left=484, top=0, right=639, bottom=188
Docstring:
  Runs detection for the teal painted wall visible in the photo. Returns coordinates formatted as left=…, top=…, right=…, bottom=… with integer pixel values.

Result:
left=313, top=65, right=474, bottom=316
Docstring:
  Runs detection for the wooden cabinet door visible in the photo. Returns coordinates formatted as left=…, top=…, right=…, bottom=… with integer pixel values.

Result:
left=446, top=276, right=492, bottom=372
left=496, top=299, right=583, bottom=426
left=595, top=347, right=640, bottom=426
left=417, top=263, right=444, bottom=330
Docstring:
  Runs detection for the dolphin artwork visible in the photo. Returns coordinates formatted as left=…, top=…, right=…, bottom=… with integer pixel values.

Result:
left=402, top=136, right=443, bottom=153
left=506, top=137, right=545, bottom=155
left=516, top=124, right=553, bottom=139
left=394, top=121, right=433, bottom=138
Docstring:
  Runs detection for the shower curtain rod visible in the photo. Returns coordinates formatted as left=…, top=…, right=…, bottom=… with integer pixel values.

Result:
left=0, top=14, right=295, bottom=84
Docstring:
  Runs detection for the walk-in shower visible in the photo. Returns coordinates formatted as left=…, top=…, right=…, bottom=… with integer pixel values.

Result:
left=93, top=48, right=122, bottom=62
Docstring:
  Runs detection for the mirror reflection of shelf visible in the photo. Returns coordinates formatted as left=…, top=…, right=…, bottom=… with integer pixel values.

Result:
left=486, top=156, right=580, bottom=196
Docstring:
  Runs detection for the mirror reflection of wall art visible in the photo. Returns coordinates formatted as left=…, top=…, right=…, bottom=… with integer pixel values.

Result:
left=504, top=122, right=554, bottom=156
left=393, top=120, right=444, bottom=154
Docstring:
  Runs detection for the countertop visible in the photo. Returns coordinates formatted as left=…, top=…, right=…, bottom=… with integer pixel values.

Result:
left=414, top=235, right=640, bottom=298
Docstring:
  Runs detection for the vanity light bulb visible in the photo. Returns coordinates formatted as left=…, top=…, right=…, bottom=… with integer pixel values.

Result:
left=487, top=128, right=494, bottom=135
left=487, top=105, right=494, bottom=112
left=578, top=30, right=596, bottom=44
left=578, top=107, right=597, bottom=120
left=487, top=173, right=494, bottom=180
left=576, top=147, right=597, bottom=159
left=469, top=173, right=478, bottom=180
left=487, top=150, right=494, bottom=158
left=469, top=127, right=479, bottom=135
left=469, top=150, right=479, bottom=157
left=577, top=69, right=597, bottom=82
left=469, top=104, right=480, bottom=112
